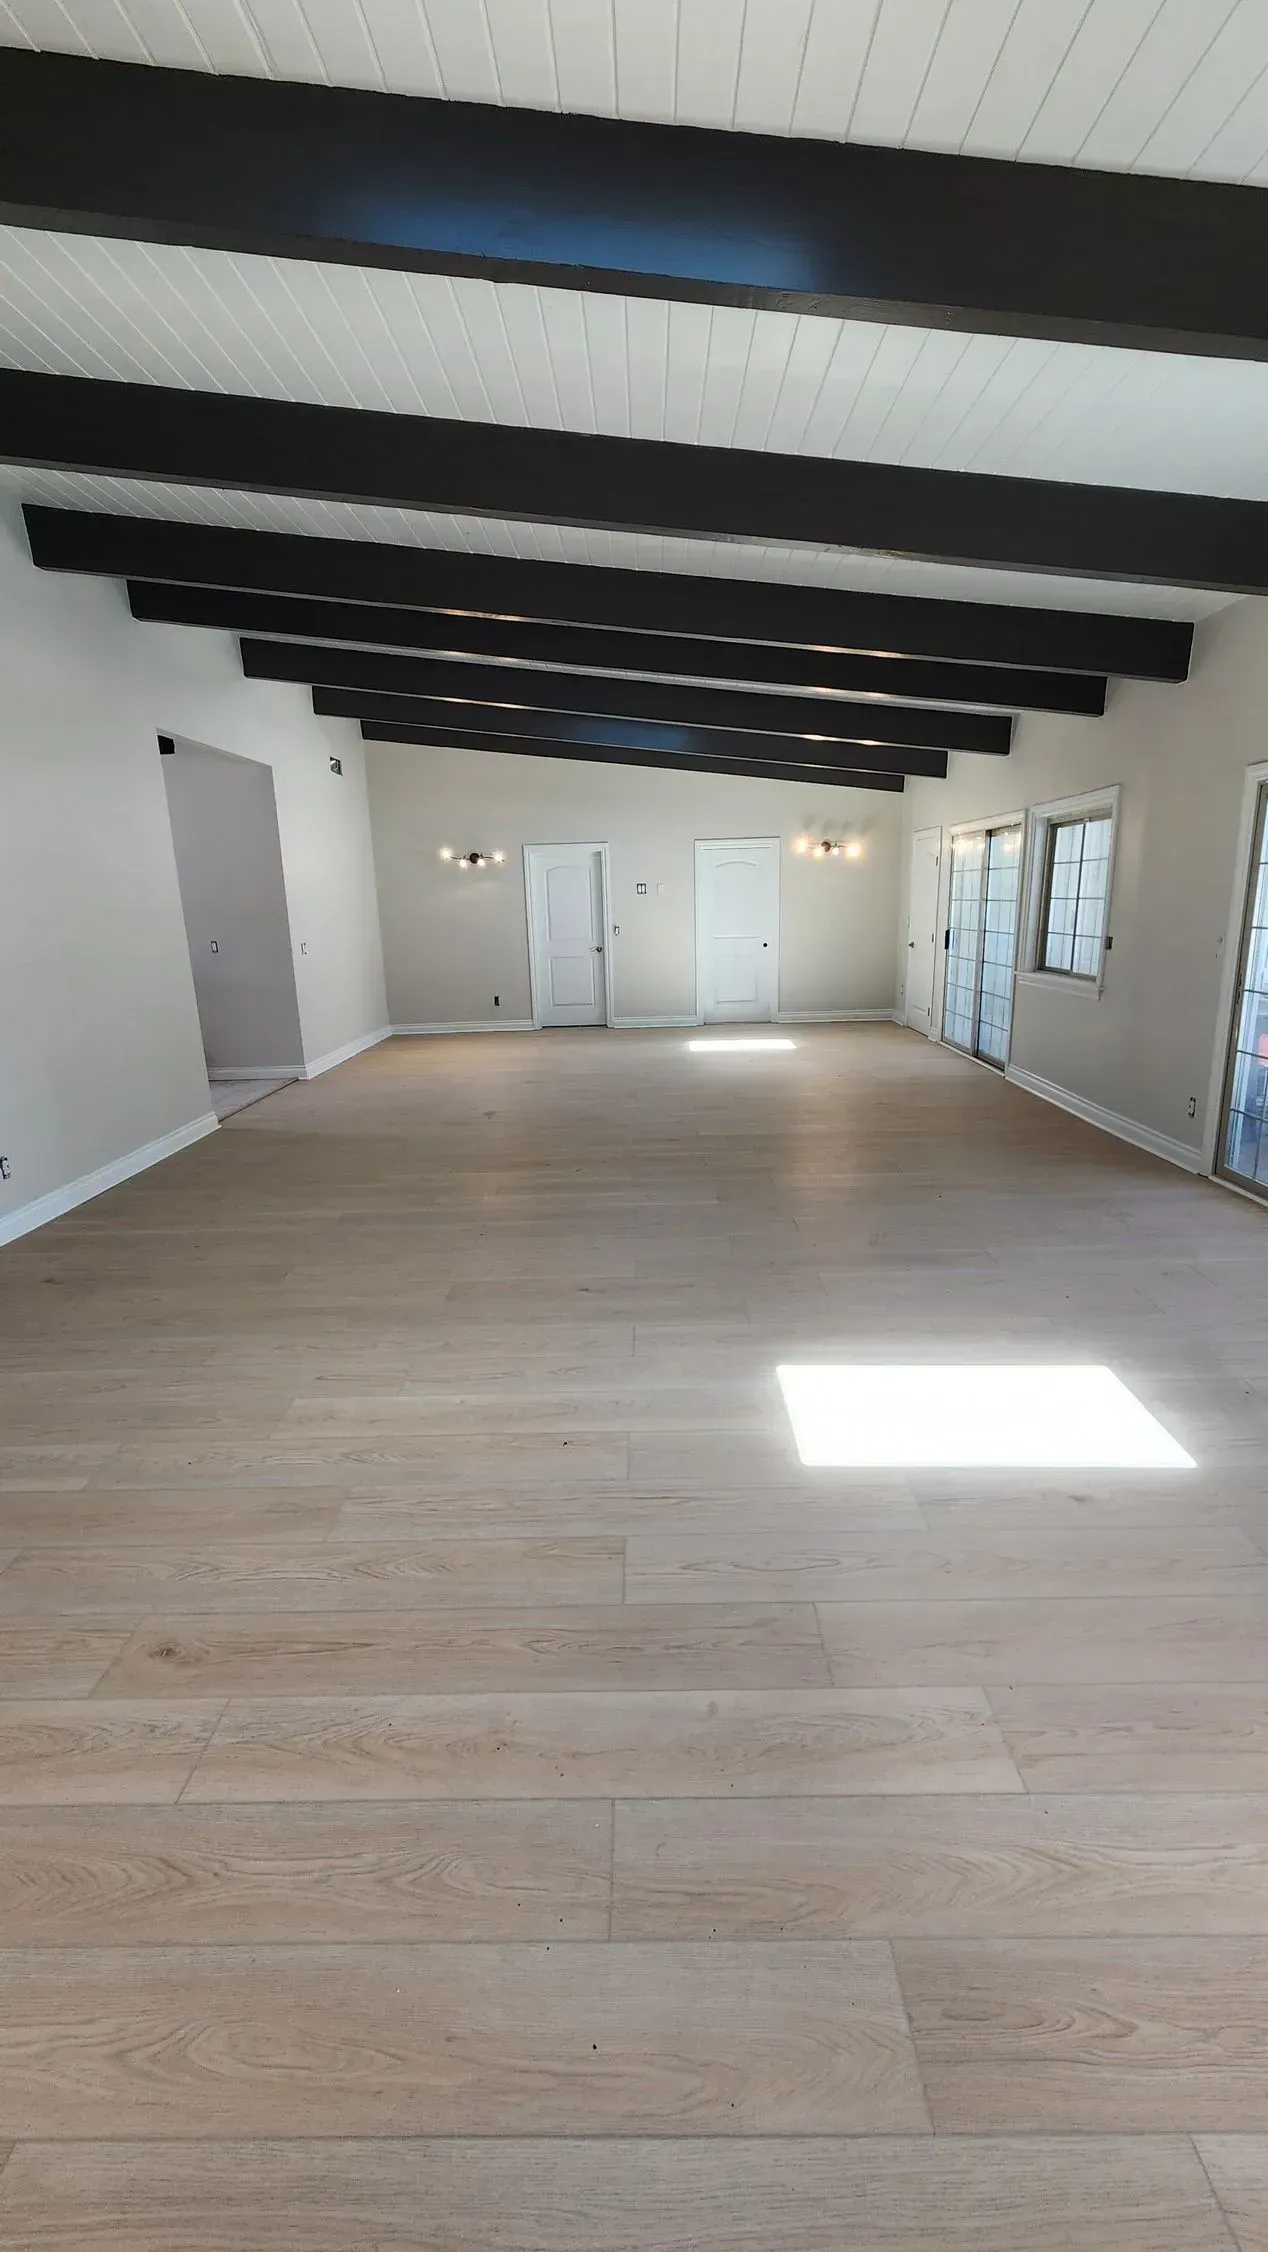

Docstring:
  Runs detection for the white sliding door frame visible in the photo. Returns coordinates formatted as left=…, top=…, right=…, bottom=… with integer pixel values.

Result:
left=937, top=808, right=1027, bottom=1070
left=1205, top=757, right=1268, bottom=1189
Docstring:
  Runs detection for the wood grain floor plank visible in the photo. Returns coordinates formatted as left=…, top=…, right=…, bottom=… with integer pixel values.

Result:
left=0, top=1624, right=129, bottom=1697
left=0, top=1539, right=624, bottom=1614
left=990, top=1686, right=1268, bottom=1791
left=0, top=1489, right=347, bottom=1545
left=0, top=2136, right=1236, bottom=2250
left=0, top=1804, right=610, bottom=1942
left=897, top=1938, right=1268, bottom=2130
left=185, top=1687, right=1022, bottom=1801
left=93, top=1607, right=829, bottom=1696
left=820, top=1599, right=1268, bottom=1685
left=331, top=1491, right=928, bottom=1538
left=0, top=1942, right=927, bottom=2137
left=625, top=1528, right=1268, bottom=1603
left=612, top=1796, right=1268, bottom=1938
left=0, top=1701, right=221, bottom=1804
left=90, top=1434, right=631, bottom=1489
left=1194, top=2138, right=1268, bottom=2251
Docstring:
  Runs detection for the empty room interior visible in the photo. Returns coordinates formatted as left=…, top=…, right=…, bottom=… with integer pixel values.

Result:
left=7, top=5, right=1268, bottom=2245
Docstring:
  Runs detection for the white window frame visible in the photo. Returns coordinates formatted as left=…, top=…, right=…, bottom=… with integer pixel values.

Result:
left=1018, top=784, right=1121, bottom=1001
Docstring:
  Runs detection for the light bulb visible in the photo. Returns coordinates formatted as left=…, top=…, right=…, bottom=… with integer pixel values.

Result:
left=439, top=847, right=453, bottom=861
left=844, top=840, right=863, bottom=860
left=492, top=851, right=506, bottom=865
left=792, top=837, right=809, bottom=855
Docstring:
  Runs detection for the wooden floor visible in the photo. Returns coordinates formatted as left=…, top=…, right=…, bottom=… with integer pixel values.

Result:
left=2, top=1022, right=1268, bottom=2246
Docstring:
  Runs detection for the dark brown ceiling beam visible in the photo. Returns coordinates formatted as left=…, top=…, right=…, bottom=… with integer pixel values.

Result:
left=311, top=687, right=947, bottom=779
left=241, top=638, right=1009, bottom=755
left=357, top=720, right=905, bottom=792
left=125, top=579, right=1107, bottom=715
left=25, top=508, right=1192, bottom=681
left=1, top=49, right=1265, bottom=358
left=4, top=372, right=1259, bottom=597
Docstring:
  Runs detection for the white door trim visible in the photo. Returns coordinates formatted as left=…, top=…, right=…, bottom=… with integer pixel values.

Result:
left=523, top=841, right=614, bottom=1030
left=694, top=836, right=780, bottom=1026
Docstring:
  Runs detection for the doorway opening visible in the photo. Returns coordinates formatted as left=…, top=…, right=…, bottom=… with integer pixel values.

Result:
left=161, top=739, right=303, bottom=1108
left=695, top=837, right=780, bottom=1024
left=524, top=843, right=611, bottom=1028
left=942, top=820, right=1024, bottom=1068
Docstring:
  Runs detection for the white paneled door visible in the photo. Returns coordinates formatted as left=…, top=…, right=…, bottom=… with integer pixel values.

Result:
left=695, top=839, right=780, bottom=1024
left=525, top=844, right=609, bottom=1029
left=905, top=826, right=941, bottom=1035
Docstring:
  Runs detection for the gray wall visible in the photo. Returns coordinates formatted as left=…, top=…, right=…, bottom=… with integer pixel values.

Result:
left=163, top=743, right=305, bottom=1075
left=899, top=592, right=1264, bottom=1159
left=0, top=498, right=387, bottom=1242
left=367, top=740, right=903, bottom=1028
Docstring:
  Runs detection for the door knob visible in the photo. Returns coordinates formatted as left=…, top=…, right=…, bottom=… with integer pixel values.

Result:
left=594, top=943, right=603, bottom=953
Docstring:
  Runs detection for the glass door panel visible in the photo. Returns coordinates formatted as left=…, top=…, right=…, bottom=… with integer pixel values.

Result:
left=942, top=823, right=1022, bottom=1066
left=976, top=825, right=1023, bottom=1066
left=1219, top=786, right=1268, bottom=1195
left=942, top=831, right=985, bottom=1051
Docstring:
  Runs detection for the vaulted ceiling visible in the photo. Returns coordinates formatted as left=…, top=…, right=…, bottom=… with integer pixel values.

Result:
left=2, top=3, right=1266, bottom=792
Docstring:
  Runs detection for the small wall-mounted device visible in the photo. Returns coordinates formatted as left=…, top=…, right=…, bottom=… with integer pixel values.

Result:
left=636, top=882, right=648, bottom=896
left=158, top=733, right=175, bottom=756
left=209, top=939, right=219, bottom=954
left=330, top=756, right=343, bottom=775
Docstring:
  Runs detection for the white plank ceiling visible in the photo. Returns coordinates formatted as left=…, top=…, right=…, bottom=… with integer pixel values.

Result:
left=3, top=226, right=1268, bottom=506
left=3, top=0, right=1268, bottom=185
left=0, top=470, right=1231, bottom=624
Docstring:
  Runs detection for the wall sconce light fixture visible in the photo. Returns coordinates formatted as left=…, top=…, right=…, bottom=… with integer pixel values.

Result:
left=439, top=848, right=506, bottom=869
left=792, top=835, right=865, bottom=861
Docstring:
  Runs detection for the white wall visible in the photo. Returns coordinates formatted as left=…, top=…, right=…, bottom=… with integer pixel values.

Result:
left=0, top=498, right=387, bottom=1242
left=163, top=743, right=305, bottom=1075
left=899, top=593, right=1268, bottom=1162
left=366, top=740, right=903, bottom=1028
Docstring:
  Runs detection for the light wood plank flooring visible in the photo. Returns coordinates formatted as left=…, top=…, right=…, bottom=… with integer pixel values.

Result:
left=1, top=1022, right=1268, bottom=2247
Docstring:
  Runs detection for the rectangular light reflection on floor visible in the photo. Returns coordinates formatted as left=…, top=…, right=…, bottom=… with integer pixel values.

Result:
left=688, top=1038, right=796, bottom=1052
left=777, top=1364, right=1195, bottom=1469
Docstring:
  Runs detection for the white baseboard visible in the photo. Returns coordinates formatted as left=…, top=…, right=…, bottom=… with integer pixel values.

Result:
left=777, top=1008, right=897, bottom=1024
left=207, top=1066, right=301, bottom=1082
left=610, top=1014, right=698, bottom=1030
left=0, top=1111, right=219, bottom=1250
left=1005, top=1064, right=1203, bottom=1174
left=300, top=1027, right=393, bottom=1078
left=392, top=1019, right=535, bottom=1037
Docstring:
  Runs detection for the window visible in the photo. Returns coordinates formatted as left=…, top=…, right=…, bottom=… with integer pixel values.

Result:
left=1023, top=793, right=1118, bottom=989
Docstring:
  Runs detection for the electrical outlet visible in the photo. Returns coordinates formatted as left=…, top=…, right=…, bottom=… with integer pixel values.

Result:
left=494, top=994, right=500, bottom=1007
left=300, top=942, right=308, bottom=955
left=209, top=939, right=219, bottom=954
left=1188, top=1095, right=1197, bottom=1118
left=0, top=1156, right=10, bottom=1181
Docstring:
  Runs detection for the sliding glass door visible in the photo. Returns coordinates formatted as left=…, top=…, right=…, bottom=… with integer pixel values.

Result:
left=941, top=823, right=1022, bottom=1068
left=1217, top=784, right=1268, bottom=1197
